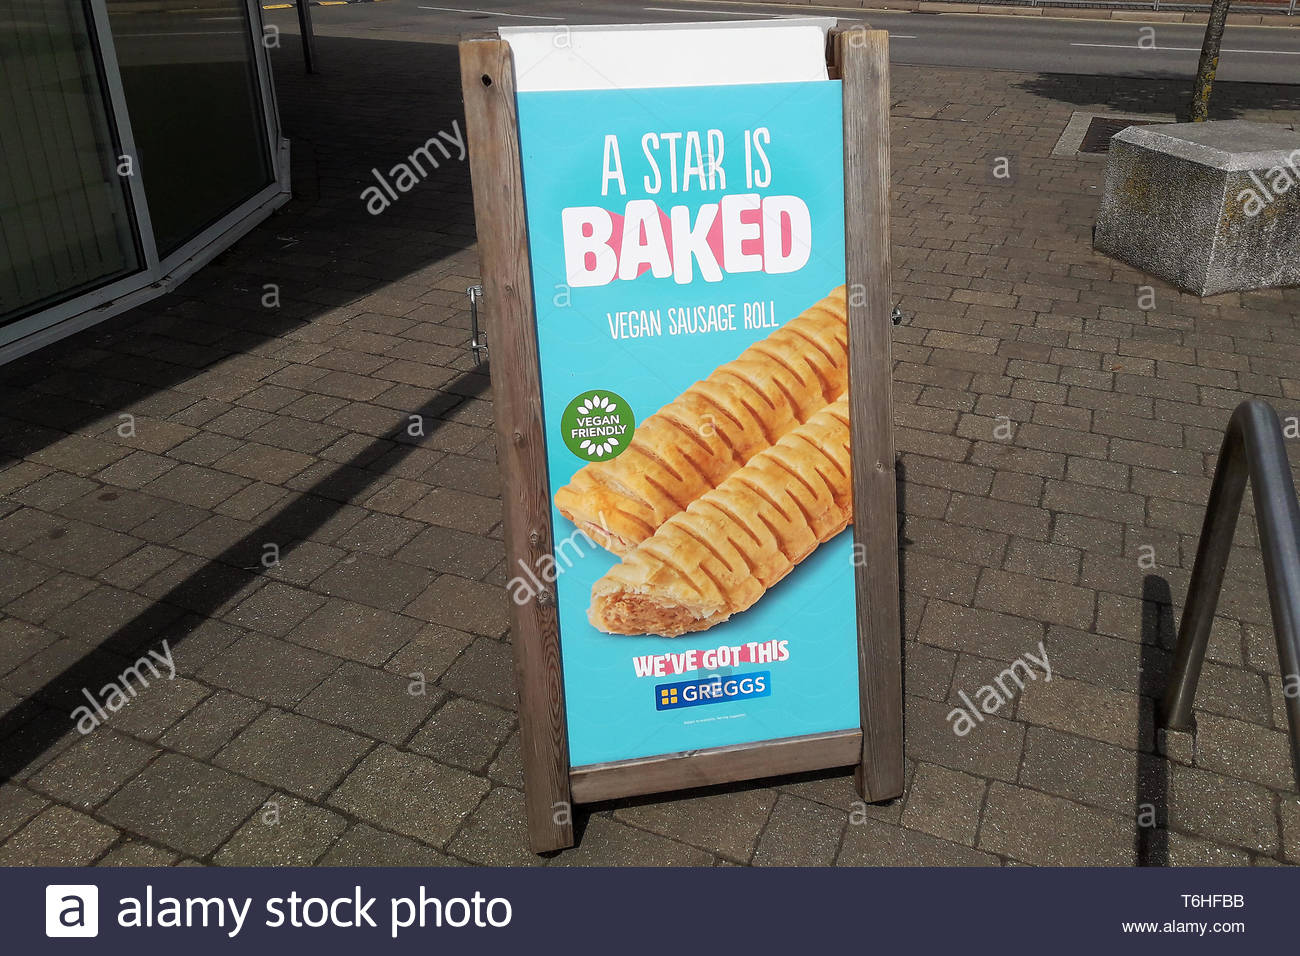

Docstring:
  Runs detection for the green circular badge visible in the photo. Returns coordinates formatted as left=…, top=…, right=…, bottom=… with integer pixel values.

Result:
left=561, top=389, right=635, bottom=462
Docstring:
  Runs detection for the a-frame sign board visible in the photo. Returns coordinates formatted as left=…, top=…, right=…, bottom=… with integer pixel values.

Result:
left=460, top=22, right=902, bottom=853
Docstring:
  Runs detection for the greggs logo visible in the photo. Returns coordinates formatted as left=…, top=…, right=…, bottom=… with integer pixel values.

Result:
left=655, top=671, right=771, bottom=711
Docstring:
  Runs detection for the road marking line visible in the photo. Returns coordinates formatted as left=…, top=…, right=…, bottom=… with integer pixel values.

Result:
left=642, top=3, right=916, bottom=32
left=643, top=5, right=777, bottom=14
left=115, top=31, right=243, bottom=37
left=417, top=4, right=562, bottom=18
left=261, top=0, right=390, bottom=5
left=644, top=0, right=919, bottom=12
left=1070, top=42, right=1300, bottom=55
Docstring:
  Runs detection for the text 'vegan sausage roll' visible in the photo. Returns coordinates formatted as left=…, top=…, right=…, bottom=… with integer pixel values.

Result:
left=589, top=394, right=852, bottom=637
left=554, top=287, right=848, bottom=554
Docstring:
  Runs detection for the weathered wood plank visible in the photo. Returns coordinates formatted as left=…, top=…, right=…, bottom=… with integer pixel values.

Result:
left=840, top=28, right=906, bottom=804
left=825, top=21, right=868, bottom=80
left=570, top=730, right=862, bottom=804
left=459, top=37, right=574, bottom=853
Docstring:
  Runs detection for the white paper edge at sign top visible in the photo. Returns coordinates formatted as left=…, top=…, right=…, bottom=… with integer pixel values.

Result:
left=500, top=19, right=835, bottom=93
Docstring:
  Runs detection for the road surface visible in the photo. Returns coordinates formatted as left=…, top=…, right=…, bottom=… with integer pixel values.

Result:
left=264, top=0, right=1300, bottom=83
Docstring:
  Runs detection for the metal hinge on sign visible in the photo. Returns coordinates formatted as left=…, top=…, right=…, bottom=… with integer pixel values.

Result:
left=466, top=285, right=487, bottom=366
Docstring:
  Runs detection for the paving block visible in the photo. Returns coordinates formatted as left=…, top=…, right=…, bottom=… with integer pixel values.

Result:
left=447, top=787, right=546, bottom=866
left=328, top=745, right=488, bottom=846
left=407, top=696, right=515, bottom=772
left=215, top=709, right=372, bottom=799
left=28, top=729, right=158, bottom=809
left=214, top=795, right=348, bottom=866
left=299, top=661, right=440, bottom=743
left=979, top=783, right=1134, bottom=865
left=752, top=793, right=845, bottom=867
left=614, top=787, right=776, bottom=864
left=100, top=754, right=270, bottom=858
left=0, top=805, right=119, bottom=866
left=900, top=762, right=987, bottom=846
left=553, top=815, right=714, bottom=867
left=321, top=823, right=462, bottom=867
left=838, top=815, right=999, bottom=866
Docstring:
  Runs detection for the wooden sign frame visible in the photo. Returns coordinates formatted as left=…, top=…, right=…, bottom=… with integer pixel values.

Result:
left=460, top=24, right=902, bottom=854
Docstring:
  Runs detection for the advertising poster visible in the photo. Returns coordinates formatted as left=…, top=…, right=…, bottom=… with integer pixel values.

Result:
left=514, top=79, right=859, bottom=767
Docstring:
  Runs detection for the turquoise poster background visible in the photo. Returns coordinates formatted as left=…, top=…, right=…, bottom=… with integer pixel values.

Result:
left=515, top=80, right=859, bottom=767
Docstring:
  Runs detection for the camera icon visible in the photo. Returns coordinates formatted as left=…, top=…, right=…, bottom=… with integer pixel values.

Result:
left=46, top=885, right=99, bottom=938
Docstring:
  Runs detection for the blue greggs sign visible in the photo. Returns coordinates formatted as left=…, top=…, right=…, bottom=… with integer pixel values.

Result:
left=517, top=78, right=859, bottom=767
left=655, top=672, right=771, bottom=711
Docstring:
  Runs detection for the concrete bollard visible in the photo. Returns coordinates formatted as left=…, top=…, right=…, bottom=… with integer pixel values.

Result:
left=1094, top=120, right=1300, bottom=296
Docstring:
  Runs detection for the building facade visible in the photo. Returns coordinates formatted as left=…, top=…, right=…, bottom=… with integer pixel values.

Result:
left=1, top=0, right=289, bottom=361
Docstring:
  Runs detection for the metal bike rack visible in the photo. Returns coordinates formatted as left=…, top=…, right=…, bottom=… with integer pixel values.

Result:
left=1160, top=400, right=1300, bottom=791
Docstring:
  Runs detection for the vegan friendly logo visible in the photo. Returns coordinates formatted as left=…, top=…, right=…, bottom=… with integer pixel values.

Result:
left=655, top=671, right=771, bottom=710
left=561, top=390, right=635, bottom=462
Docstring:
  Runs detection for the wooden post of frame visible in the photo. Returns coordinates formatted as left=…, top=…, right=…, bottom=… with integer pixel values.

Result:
left=460, top=37, right=575, bottom=854
left=838, top=26, right=906, bottom=804
left=459, top=23, right=904, bottom=855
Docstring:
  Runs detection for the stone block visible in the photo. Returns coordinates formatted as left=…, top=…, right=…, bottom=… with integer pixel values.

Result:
left=1095, top=121, right=1300, bottom=296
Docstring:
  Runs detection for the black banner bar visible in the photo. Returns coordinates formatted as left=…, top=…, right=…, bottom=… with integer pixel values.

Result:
left=21, top=867, right=1286, bottom=952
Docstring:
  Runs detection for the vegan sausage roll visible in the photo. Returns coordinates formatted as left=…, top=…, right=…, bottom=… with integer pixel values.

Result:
left=589, top=394, right=852, bottom=637
left=554, top=286, right=849, bottom=554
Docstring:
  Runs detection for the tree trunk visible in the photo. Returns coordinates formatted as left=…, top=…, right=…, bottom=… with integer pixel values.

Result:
left=1190, top=0, right=1232, bottom=121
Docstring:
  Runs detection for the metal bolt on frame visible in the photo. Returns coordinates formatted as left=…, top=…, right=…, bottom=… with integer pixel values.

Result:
left=466, top=284, right=487, bottom=366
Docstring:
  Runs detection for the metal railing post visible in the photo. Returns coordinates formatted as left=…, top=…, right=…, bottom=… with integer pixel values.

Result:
left=297, top=0, right=317, bottom=74
left=1160, top=400, right=1300, bottom=791
left=1160, top=417, right=1249, bottom=730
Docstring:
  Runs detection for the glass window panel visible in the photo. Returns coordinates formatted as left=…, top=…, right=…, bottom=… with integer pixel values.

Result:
left=0, top=0, right=142, bottom=325
left=107, top=0, right=273, bottom=258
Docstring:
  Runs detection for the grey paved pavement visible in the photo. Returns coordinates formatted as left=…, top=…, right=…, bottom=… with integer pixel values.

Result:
left=0, top=13, right=1299, bottom=865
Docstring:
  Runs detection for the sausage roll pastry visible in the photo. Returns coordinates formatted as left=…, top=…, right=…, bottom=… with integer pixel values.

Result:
left=589, top=394, right=852, bottom=637
left=554, top=286, right=848, bottom=554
